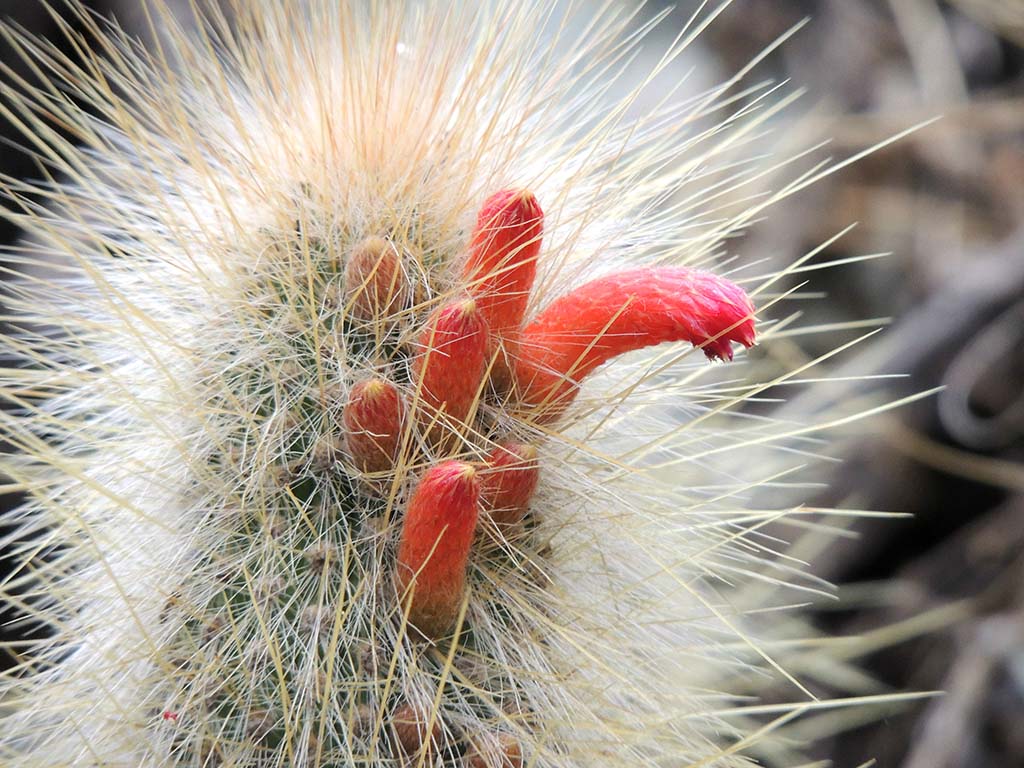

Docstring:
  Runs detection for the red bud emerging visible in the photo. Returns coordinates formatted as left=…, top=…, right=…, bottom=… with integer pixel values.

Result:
left=481, top=443, right=539, bottom=529
left=344, top=236, right=409, bottom=322
left=514, top=267, right=756, bottom=418
left=463, top=190, right=544, bottom=394
left=412, top=299, right=488, bottom=441
left=463, top=189, right=544, bottom=337
left=396, top=461, right=480, bottom=638
left=342, top=378, right=405, bottom=474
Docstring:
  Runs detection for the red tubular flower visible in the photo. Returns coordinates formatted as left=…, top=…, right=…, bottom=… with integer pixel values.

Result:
left=514, top=267, right=756, bottom=417
left=412, top=299, right=488, bottom=440
left=395, top=461, right=480, bottom=639
left=462, top=189, right=544, bottom=336
left=462, top=189, right=544, bottom=392
left=481, top=442, right=540, bottom=529
left=342, top=378, right=405, bottom=474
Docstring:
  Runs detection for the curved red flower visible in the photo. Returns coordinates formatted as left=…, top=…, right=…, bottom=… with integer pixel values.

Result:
left=514, top=267, right=756, bottom=417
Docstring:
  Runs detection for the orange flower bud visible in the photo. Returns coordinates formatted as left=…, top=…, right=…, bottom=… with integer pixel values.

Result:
left=411, top=299, right=488, bottom=440
left=344, top=236, right=409, bottom=323
left=395, top=461, right=480, bottom=639
left=481, top=442, right=539, bottom=529
left=514, top=266, right=756, bottom=420
left=389, top=703, right=444, bottom=760
left=342, top=378, right=405, bottom=474
left=466, top=733, right=523, bottom=768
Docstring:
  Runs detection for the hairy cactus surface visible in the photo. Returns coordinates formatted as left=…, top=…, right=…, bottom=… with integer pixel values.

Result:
left=0, top=2, right=920, bottom=767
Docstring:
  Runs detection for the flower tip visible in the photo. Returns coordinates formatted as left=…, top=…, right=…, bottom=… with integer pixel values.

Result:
left=431, top=297, right=482, bottom=332
left=514, top=188, right=542, bottom=218
left=362, top=378, right=387, bottom=396
left=703, top=341, right=734, bottom=362
left=702, top=317, right=757, bottom=362
left=428, top=459, right=481, bottom=498
left=514, top=443, right=538, bottom=461
left=480, top=187, right=543, bottom=225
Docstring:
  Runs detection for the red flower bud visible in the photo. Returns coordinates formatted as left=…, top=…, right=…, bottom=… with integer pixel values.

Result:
left=481, top=442, right=539, bottom=529
left=462, top=189, right=544, bottom=337
left=396, top=461, right=480, bottom=638
left=514, top=267, right=756, bottom=419
left=342, top=378, right=405, bottom=474
left=412, top=299, right=488, bottom=441
left=344, top=236, right=409, bottom=323
left=462, top=190, right=544, bottom=394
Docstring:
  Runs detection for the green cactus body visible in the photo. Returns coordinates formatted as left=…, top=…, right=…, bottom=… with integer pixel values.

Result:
left=0, top=2, right=913, bottom=767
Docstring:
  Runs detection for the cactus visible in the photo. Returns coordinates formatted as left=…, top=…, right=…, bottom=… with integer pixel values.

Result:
left=0, top=2, right=917, bottom=767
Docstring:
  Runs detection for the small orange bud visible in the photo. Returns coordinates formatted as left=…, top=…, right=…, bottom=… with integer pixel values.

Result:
left=463, top=189, right=544, bottom=338
left=466, top=733, right=524, bottom=768
left=411, top=299, right=488, bottom=441
left=343, top=378, right=405, bottom=474
left=481, top=442, right=539, bottom=529
left=389, top=704, right=444, bottom=760
left=396, top=461, right=480, bottom=639
left=344, top=236, right=409, bottom=323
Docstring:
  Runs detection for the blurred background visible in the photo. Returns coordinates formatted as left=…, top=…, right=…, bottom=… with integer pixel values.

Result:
left=697, top=4, right=1024, bottom=767
left=1, top=1, right=1022, bottom=766
left=698, top=4, right=1024, bottom=767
